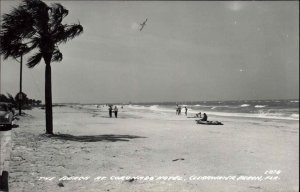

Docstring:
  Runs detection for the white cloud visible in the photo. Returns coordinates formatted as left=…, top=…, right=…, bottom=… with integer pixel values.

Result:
left=227, top=1, right=245, bottom=11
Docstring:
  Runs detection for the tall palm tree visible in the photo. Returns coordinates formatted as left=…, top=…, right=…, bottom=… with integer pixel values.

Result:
left=0, top=0, right=83, bottom=134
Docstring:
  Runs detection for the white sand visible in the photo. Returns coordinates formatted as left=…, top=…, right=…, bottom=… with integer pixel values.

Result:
left=7, top=105, right=299, bottom=192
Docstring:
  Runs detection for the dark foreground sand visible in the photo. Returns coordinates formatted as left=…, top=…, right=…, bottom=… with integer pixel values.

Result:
left=7, top=105, right=299, bottom=192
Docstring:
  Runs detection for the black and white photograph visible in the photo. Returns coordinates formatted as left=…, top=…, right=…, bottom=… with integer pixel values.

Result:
left=0, top=0, right=299, bottom=191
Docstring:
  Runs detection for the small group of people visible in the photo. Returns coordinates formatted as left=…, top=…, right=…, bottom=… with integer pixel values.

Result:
left=175, top=105, right=208, bottom=121
left=108, top=105, right=118, bottom=118
left=176, top=105, right=188, bottom=116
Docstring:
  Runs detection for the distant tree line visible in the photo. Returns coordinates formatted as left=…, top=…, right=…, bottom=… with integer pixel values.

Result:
left=0, top=93, right=42, bottom=109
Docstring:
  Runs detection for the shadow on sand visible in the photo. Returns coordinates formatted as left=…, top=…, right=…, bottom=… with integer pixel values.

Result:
left=45, top=134, right=147, bottom=142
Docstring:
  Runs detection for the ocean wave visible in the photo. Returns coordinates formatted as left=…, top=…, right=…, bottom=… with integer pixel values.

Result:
left=290, top=113, right=299, bottom=119
left=194, top=104, right=201, bottom=107
left=189, top=110, right=299, bottom=121
left=175, top=107, right=298, bottom=121
left=255, top=105, right=266, bottom=108
left=127, top=104, right=298, bottom=121
left=210, top=105, right=239, bottom=109
left=149, top=105, right=174, bottom=113
left=127, top=105, right=148, bottom=110
left=290, top=100, right=299, bottom=103
left=149, top=105, right=159, bottom=111
left=240, top=104, right=250, bottom=107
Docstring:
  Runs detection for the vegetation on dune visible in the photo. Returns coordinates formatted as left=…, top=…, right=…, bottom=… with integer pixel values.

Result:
left=0, top=93, right=42, bottom=110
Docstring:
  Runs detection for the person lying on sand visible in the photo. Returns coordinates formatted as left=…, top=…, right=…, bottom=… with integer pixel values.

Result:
left=196, top=113, right=223, bottom=125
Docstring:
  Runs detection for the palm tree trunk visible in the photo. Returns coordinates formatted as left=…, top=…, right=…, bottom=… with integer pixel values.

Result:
left=45, top=59, right=53, bottom=134
left=19, top=54, right=23, bottom=115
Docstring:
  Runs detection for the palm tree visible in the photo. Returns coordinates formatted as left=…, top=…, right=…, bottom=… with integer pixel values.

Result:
left=0, top=0, right=83, bottom=134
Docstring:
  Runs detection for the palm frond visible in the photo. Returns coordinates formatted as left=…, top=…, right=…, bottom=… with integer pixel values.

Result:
left=26, top=35, right=41, bottom=50
left=1, top=0, right=83, bottom=67
left=1, top=6, right=35, bottom=39
left=54, top=24, right=83, bottom=44
left=51, top=48, right=63, bottom=62
left=0, top=0, right=39, bottom=59
left=9, top=43, right=30, bottom=58
left=50, top=3, right=69, bottom=25
left=26, top=52, right=43, bottom=68
left=0, top=36, right=29, bottom=59
left=22, top=0, right=50, bottom=33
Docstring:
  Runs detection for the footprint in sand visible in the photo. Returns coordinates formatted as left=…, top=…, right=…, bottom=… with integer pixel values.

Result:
left=125, top=178, right=135, bottom=183
left=12, top=156, right=25, bottom=161
left=172, top=158, right=185, bottom=162
left=58, top=182, right=64, bottom=187
left=249, top=186, right=262, bottom=190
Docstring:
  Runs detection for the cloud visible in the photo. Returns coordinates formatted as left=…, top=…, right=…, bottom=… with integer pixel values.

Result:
left=227, top=1, right=245, bottom=11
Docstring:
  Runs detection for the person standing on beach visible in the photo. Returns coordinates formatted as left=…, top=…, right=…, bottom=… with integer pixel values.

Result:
left=109, top=106, right=113, bottom=118
left=185, top=107, right=188, bottom=116
left=176, top=105, right=179, bottom=115
left=114, top=106, right=118, bottom=118
left=178, top=106, right=182, bottom=115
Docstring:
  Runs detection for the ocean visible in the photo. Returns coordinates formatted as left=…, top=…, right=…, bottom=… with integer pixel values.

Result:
left=126, top=99, right=299, bottom=121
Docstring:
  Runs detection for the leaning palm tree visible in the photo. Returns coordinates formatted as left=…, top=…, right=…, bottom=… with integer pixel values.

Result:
left=0, top=0, right=83, bottom=134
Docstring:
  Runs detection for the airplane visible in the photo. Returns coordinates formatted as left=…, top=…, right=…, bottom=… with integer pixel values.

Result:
left=139, top=18, right=148, bottom=31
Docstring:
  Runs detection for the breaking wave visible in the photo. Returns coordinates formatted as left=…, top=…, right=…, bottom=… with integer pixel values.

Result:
left=240, top=104, right=250, bottom=107
left=255, top=105, right=266, bottom=108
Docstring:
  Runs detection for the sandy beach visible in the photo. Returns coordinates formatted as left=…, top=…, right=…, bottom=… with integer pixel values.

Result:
left=6, top=105, right=299, bottom=192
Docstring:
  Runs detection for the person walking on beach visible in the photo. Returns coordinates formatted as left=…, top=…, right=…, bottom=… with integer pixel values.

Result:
left=114, top=106, right=118, bottom=118
left=185, top=107, right=188, bottom=116
left=109, top=105, right=113, bottom=118
left=178, top=106, right=182, bottom=115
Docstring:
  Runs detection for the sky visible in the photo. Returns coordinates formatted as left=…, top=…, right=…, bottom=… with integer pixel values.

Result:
left=0, top=1, right=299, bottom=104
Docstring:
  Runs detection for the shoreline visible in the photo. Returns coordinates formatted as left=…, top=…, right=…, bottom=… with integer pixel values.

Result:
left=67, top=104, right=299, bottom=123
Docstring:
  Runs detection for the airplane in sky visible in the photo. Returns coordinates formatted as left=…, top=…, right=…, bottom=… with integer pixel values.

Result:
left=140, top=18, right=148, bottom=31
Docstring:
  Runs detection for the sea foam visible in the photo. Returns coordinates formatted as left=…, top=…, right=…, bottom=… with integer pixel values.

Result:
left=255, top=105, right=266, bottom=108
left=240, top=104, right=250, bottom=107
